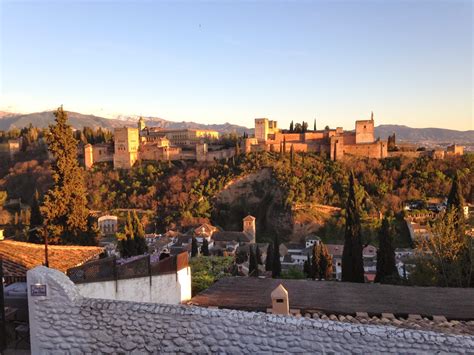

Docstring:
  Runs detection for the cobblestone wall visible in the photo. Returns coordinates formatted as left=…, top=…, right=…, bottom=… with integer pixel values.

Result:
left=28, top=266, right=474, bottom=353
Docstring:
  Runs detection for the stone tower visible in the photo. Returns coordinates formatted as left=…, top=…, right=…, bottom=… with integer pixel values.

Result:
left=84, top=144, right=94, bottom=170
left=243, top=215, right=256, bottom=243
left=113, top=127, right=139, bottom=169
left=138, top=117, right=146, bottom=131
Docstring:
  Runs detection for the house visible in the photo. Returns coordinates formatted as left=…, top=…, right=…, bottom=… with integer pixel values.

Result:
left=193, top=223, right=218, bottom=241
left=211, top=215, right=256, bottom=251
left=325, top=244, right=378, bottom=281
left=97, top=215, right=118, bottom=236
left=0, top=239, right=104, bottom=284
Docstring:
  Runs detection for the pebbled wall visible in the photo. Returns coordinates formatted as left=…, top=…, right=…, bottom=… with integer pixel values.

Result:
left=27, top=266, right=474, bottom=354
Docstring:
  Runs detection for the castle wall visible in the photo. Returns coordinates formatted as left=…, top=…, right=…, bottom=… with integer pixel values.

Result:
left=340, top=141, right=387, bottom=160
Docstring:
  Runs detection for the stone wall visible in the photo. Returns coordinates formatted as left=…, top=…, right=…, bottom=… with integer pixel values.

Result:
left=27, top=266, right=474, bottom=353
left=76, top=267, right=191, bottom=304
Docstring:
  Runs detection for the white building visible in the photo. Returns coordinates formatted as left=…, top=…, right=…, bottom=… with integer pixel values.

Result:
left=98, top=215, right=118, bottom=236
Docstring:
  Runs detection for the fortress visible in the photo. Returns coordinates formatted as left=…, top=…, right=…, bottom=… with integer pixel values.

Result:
left=244, top=113, right=388, bottom=160
left=84, top=114, right=388, bottom=169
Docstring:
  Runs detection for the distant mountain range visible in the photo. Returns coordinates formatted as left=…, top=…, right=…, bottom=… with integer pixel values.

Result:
left=374, top=125, right=473, bottom=145
left=0, top=111, right=251, bottom=135
left=0, top=111, right=472, bottom=144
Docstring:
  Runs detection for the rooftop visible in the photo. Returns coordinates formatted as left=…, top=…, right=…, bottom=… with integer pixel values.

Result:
left=190, top=277, right=474, bottom=320
left=0, top=240, right=104, bottom=276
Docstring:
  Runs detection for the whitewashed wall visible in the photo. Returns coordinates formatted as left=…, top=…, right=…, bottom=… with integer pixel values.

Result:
left=27, top=266, right=474, bottom=354
left=76, top=267, right=191, bottom=304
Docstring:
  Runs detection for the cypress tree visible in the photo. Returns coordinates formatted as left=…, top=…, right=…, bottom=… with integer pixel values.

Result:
left=272, top=236, right=281, bottom=278
left=289, top=120, right=294, bottom=132
left=290, top=144, right=295, bottom=166
left=279, top=142, right=283, bottom=159
left=319, top=242, right=333, bottom=280
left=191, top=237, right=199, bottom=257
left=341, top=171, right=365, bottom=283
left=28, top=190, right=43, bottom=243
left=256, top=244, right=263, bottom=265
left=311, top=244, right=320, bottom=279
left=375, top=217, right=399, bottom=283
left=303, top=253, right=311, bottom=278
left=41, top=106, right=90, bottom=245
left=201, top=238, right=210, bottom=256
left=265, top=242, right=274, bottom=271
left=132, top=211, right=147, bottom=255
left=283, top=137, right=286, bottom=155
left=249, top=245, right=259, bottom=277
left=313, top=119, right=317, bottom=131
left=447, top=172, right=465, bottom=229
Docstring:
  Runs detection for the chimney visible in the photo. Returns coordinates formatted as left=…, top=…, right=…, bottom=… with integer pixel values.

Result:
left=271, top=284, right=289, bottom=315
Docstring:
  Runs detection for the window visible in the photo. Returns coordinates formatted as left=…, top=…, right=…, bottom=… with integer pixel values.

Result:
left=276, top=299, right=284, bottom=303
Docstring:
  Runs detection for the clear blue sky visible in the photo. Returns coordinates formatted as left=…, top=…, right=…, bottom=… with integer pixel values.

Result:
left=1, top=0, right=472, bottom=130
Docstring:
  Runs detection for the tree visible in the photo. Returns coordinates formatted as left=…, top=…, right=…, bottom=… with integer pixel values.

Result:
left=289, top=120, right=294, bottom=132
left=201, top=238, right=210, bottom=256
left=191, top=237, right=199, bottom=257
left=272, top=236, right=281, bottom=278
left=303, top=253, right=311, bottom=277
left=119, top=212, right=137, bottom=258
left=249, top=245, right=259, bottom=277
left=265, top=242, right=274, bottom=271
left=283, top=137, right=287, bottom=155
left=255, top=244, right=263, bottom=265
left=28, top=190, right=43, bottom=243
left=313, top=119, right=317, bottom=131
left=447, top=172, right=465, bottom=229
left=290, top=144, right=295, bottom=166
left=311, top=244, right=320, bottom=279
left=318, top=242, right=333, bottom=280
left=341, top=172, right=365, bottom=283
left=416, top=210, right=472, bottom=287
left=132, top=211, right=147, bottom=255
left=375, top=218, right=399, bottom=283
left=41, top=107, right=91, bottom=245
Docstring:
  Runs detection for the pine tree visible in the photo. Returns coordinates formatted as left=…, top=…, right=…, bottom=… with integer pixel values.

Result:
left=249, top=245, right=259, bottom=277
left=375, top=217, right=399, bottom=283
left=201, top=238, right=210, bottom=256
left=447, top=172, right=465, bottom=229
left=272, top=236, right=281, bottom=278
left=341, top=172, right=365, bottom=283
left=191, top=237, right=199, bottom=257
left=41, top=106, right=91, bottom=245
left=265, top=242, right=274, bottom=271
left=289, top=120, right=294, bottom=132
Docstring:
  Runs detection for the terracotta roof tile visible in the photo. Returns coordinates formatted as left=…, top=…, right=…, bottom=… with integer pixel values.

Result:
left=0, top=240, right=104, bottom=277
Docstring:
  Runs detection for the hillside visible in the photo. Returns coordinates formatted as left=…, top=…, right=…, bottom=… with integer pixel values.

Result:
left=375, top=125, right=474, bottom=144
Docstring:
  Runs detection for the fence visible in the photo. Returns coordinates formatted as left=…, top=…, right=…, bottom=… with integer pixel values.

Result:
left=67, top=252, right=188, bottom=285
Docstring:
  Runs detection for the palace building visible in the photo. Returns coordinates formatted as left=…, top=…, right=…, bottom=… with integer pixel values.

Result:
left=84, top=113, right=389, bottom=170
left=244, top=113, right=388, bottom=160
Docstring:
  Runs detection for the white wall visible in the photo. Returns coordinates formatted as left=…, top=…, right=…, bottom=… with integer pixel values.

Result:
left=76, top=266, right=191, bottom=304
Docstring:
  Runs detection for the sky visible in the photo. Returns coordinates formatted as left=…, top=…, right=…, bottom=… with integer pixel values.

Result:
left=0, top=0, right=472, bottom=130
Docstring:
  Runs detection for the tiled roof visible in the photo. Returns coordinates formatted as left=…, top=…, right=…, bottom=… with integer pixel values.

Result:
left=191, top=277, right=474, bottom=320
left=0, top=240, right=104, bottom=277
left=212, top=231, right=252, bottom=243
